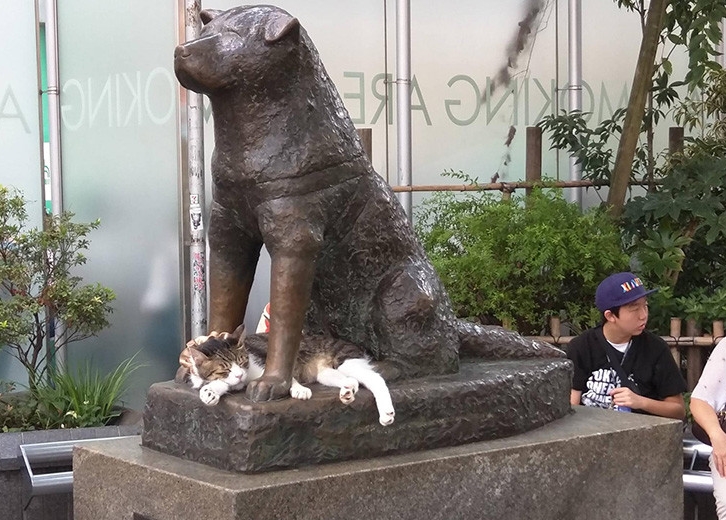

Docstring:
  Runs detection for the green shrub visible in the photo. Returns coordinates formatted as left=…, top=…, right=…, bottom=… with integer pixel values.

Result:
left=0, top=185, right=116, bottom=391
left=0, top=356, right=140, bottom=432
left=415, top=176, right=629, bottom=335
left=0, top=381, right=42, bottom=432
left=623, top=155, right=726, bottom=292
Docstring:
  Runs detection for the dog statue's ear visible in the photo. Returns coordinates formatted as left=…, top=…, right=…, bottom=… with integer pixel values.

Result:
left=265, top=12, right=299, bottom=43
left=200, top=9, right=222, bottom=25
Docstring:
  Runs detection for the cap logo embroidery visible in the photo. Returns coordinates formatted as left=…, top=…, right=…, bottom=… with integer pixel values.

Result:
left=620, top=277, right=643, bottom=293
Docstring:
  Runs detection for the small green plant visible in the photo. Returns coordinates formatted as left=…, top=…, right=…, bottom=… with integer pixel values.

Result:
left=32, top=356, right=141, bottom=429
left=623, top=155, right=726, bottom=291
left=704, top=288, right=726, bottom=323
left=646, top=286, right=726, bottom=336
left=0, top=380, right=40, bottom=432
left=415, top=173, right=630, bottom=335
left=0, top=356, right=139, bottom=432
left=0, top=185, right=135, bottom=432
left=0, top=185, right=116, bottom=391
left=645, top=286, right=679, bottom=335
left=538, top=108, right=628, bottom=193
left=675, top=290, right=709, bottom=323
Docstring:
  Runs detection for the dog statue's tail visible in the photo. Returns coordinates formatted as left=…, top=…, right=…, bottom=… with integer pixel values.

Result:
left=456, top=320, right=565, bottom=359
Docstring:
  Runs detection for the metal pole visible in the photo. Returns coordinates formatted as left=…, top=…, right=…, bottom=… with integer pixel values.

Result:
left=41, top=0, right=67, bottom=369
left=185, top=0, right=207, bottom=338
left=567, top=0, right=582, bottom=207
left=395, top=0, right=412, bottom=219
left=44, top=0, right=62, bottom=217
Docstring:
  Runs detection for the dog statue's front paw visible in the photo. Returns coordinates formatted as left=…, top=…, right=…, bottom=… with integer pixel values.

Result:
left=246, top=376, right=291, bottom=402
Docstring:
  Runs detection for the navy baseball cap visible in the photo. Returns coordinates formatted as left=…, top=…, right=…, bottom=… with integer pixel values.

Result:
left=595, top=272, right=658, bottom=312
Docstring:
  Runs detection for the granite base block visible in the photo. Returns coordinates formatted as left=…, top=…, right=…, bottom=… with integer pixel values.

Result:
left=74, top=407, right=684, bottom=520
left=141, top=358, right=572, bottom=473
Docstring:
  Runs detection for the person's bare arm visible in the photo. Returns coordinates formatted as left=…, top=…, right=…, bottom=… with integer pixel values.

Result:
left=609, top=387, right=685, bottom=419
left=570, top=389, right=582, bottom=406
left=691, top=397, right=726, bottom=476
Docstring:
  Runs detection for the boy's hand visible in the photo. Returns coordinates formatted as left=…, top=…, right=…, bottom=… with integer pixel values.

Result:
left=608, top=386, right=642, bottom=410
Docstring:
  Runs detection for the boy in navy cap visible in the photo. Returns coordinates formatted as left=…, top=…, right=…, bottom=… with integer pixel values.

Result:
left=567, top=272, right=686, bottom=419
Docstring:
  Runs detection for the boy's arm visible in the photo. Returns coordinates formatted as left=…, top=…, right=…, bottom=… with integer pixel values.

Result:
left=638, top=393, right=685, bottom=419
left=567, top=335, right=587, bottom=406
left=570, top=389, right=582, bottom=406
left=609, top=387, right=685, bottom=419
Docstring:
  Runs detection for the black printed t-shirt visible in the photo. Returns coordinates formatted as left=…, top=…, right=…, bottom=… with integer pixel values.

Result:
left=567, top=326, right=686, bottom=413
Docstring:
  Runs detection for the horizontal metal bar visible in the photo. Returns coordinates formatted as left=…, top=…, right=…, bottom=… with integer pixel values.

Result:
left=683, top=440, right=713, bottom=460
left=20, top=436, right=137, bottom=496
left=388, top=179, right=666, bottom=193
left=21, top=441, right=76, bottom=465
left=684, top=470, right=714, bottom=493
left=26, top=471, right=74, bottom=496
left=682, top=439, right=713, bottom=493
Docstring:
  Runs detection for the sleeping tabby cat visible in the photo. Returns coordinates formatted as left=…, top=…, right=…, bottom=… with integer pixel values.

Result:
left=177, top=325, right=396, bottom=426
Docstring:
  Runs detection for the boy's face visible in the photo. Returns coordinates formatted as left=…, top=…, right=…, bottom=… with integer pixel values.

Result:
left=605, top=296, right=649, bottom=337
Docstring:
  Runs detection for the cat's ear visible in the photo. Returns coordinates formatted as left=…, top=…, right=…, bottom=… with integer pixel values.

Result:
left=179, top=347, right=194, bottom=368
left=229, top=323, right=246, bottom=345
left=265, top=12, right=300, bottom=44
left=199, top=9, right=222, bottom=25
left=189, top=331, right=217, bottom=346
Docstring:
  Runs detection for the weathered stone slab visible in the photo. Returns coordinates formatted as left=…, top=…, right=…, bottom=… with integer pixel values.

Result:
left=75, top=407, right=684, bottom=520
left=141, top=358, right=571, bottom=472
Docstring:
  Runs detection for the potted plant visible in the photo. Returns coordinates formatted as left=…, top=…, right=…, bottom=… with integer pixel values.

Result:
left=0, top=184, right=141, bottom=519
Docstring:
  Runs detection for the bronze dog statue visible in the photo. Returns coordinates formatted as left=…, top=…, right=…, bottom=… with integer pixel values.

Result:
left=174, top=5, right=563, bottom=402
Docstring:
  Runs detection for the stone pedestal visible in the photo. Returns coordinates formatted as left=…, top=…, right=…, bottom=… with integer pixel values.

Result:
left=142, top=358, right=572, bottom=472
left=74, top=407, right=683, bottom=520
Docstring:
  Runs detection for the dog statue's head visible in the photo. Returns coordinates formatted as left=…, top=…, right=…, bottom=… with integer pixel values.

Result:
left=174, top=5, right=302, bottom=97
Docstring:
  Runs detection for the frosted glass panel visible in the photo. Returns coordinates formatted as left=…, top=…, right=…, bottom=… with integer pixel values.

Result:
left=0, top=1, right=43, bottom=385
left=198, top=1, right=648, bottom=189
left=0, top=2, right=43, bottom=207
left=58, top=2, right=180, bottom=410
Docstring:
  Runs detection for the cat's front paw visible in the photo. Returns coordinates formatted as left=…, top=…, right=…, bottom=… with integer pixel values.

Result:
left=290, top=383, right=312, bottom=400
left=338, top=377, right=359, bottom=405
left=199, top=386, right=220, bottom=406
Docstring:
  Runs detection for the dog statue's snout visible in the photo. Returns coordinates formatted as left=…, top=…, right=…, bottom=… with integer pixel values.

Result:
left=174, top=45, right=189, bottom=59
